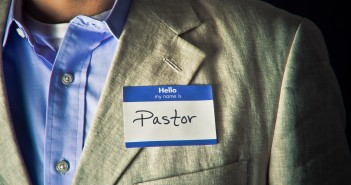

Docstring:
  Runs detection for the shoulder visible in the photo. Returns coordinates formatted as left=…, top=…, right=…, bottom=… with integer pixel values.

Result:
left=140, top=0, right=305, bottom=31
left=137, top=0, right=317, bottom=52
left=189, top=0, right=305, bottom=40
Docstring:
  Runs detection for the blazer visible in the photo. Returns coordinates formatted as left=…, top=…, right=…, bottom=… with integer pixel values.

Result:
left=1, top=0, right=351, bottom=184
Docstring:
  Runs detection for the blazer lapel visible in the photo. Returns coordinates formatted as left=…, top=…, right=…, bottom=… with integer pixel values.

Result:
left=0, top=0, right=31, bottom=184
left=73, top=0, right=205, bottom=184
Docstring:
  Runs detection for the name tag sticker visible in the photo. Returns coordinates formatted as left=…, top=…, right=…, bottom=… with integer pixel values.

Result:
left=123, top=85, right=217, bottom=148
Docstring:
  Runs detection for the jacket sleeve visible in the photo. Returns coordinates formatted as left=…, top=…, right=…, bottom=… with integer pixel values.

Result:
left=268, top=19, right=351, bottom=184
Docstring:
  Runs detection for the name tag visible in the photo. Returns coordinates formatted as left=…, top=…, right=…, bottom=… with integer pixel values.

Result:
left=123, top=85, right=217, bottom=148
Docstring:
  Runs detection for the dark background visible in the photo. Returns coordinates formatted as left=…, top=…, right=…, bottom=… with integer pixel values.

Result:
left=263, top=0, right=351, bottom=149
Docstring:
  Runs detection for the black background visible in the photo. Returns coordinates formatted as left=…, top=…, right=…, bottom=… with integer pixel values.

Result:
left=263, top=0, right=351, bottom=149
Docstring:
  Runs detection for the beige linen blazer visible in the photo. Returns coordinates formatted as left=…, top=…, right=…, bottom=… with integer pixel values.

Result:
left=1, top=0, right=351, bottom=184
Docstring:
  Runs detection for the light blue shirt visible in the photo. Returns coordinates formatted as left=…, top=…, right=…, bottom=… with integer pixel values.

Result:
left=2, top=0, right=131, bottom=184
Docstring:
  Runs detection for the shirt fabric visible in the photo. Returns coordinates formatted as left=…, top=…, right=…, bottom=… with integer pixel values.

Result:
left=2, top=0, right=132, bottom=184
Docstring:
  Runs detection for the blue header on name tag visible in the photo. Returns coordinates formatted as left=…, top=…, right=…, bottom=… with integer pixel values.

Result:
left=123, top=85, right=213, bottom=102
left=126, top=139, right=217, bottom=148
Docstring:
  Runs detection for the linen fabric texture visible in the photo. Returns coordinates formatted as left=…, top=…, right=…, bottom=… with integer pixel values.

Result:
left=0, top=0, right=350, bottom=184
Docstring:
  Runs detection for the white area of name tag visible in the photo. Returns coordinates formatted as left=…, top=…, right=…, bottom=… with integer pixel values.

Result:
left=123, top=85, right=217, bottom=148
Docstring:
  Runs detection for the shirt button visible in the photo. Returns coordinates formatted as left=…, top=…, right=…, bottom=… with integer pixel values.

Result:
left=56, top=160, right=69, bottom=174
left=16, top=28, right=26, bottom=38
left=61, top=73, right=74, bottom=86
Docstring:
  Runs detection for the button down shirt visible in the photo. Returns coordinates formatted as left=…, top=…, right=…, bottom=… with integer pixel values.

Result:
left=2, top=0, right=131, bottom=184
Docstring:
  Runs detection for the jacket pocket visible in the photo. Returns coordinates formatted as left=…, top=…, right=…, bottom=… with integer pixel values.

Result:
left=136, top=160, right=247, bottom=185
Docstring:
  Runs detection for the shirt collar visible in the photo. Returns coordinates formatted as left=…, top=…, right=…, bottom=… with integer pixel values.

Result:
left=105, top=0, right=132, bottom=39
left=2, top=0, right=132, bottom=47
left=2, top=0, right=25, bottom=47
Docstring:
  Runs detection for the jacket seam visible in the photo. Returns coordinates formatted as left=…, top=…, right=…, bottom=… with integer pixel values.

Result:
left=267, top=17, right=305, bottom=180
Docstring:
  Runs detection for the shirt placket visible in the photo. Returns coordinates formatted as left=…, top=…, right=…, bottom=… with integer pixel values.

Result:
left=44, top=18, right=105, bottom=185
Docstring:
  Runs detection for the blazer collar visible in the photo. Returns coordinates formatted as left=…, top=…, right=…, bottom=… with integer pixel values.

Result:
left=73, top=0, right=205, bottom=184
